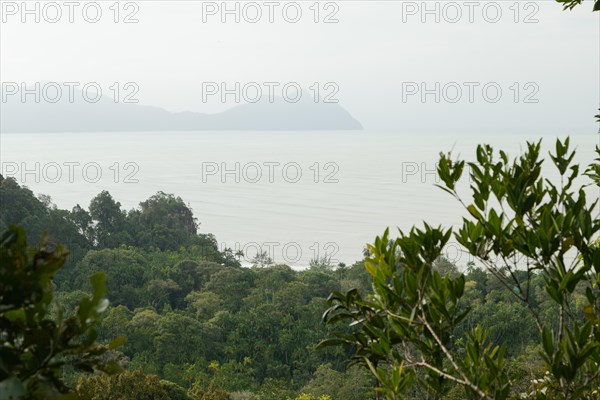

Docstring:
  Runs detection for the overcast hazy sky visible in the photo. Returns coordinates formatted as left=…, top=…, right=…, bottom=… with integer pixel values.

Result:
left=1, top=1, right=598, bottom=133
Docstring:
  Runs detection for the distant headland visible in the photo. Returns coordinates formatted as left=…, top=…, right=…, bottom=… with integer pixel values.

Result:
left=0, top=88, right=363, bottom=133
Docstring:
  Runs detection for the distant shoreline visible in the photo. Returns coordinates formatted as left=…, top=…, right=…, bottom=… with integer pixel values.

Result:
left=0, top=94, right=364, bottom=133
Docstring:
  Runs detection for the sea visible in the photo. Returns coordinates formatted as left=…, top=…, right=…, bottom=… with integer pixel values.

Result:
left=1, top=131, right=598, bottom=267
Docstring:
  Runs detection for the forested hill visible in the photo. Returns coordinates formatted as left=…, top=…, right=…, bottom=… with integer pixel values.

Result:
left=0, top=174, right=577, bottom=399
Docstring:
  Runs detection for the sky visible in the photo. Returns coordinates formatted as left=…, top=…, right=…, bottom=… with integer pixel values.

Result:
left=1, top=0, right=599, bottom=133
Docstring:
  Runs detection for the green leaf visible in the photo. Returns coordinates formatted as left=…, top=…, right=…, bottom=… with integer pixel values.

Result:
left=467, top=204, right=483, bottom=221
left=364, top=260, right=378, bottom=276
left=0, top=377, right=26, bottom=400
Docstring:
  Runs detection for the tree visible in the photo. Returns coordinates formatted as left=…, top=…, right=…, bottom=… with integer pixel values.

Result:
left=145, top=279, right=181, bottom=309
left=208, top=359, right=256, bottom=393
left=300, top=364, right=373, bottom=400
left=254, top=378, right=293, bottom=400
left=322, top=226, right=510, bottom=399
left=89, top=191, right=129, bottom=248
left=71, top=248, right=147, bottom=308
left=321, top=139, right=600, bottom=399
left=77, top=369, right=191, bottom=400
left=0, top=226, right=122, bottom=399
left=309, top=255, right=334, bottom=270
left=128, top=192, right=198, bottom=251
left=252, top=251, right=274, bottom=268
left=438, top=139, right=600, bottom=398
left=0, top=176, right=48, bottom=241
left=186, top=291, right=224, bottom=320
left=188, top=380, right=230, bottom=400
left=70, top=204, right=95, bottom=244
left=0, top=176, right=89, bottom=252
left=203, top=268, right=253, bottom=312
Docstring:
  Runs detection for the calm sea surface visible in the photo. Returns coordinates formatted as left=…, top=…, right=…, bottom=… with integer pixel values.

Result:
left=1, top=131, right=598, bottom=267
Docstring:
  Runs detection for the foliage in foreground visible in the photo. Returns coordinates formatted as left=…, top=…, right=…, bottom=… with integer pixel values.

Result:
left=322, top=139, right=600, bottom=399
left=0, top=226, right=122, bottom=399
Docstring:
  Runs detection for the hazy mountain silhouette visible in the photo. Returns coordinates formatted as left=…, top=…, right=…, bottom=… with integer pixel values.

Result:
left=0, top=90, right=363, bottom=132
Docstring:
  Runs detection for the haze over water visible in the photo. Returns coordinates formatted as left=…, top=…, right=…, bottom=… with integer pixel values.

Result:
left=2, top=131, right=598, bottom=267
